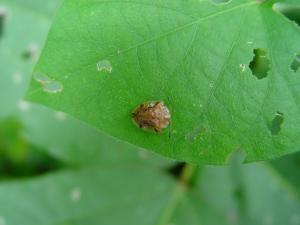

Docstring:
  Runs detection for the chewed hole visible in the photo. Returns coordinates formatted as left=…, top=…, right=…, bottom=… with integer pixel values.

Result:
left=34, top=73, right=52, bottom=84
left=97, top=59, right=112, bottom=73
left=273, top=3, right=300, bottom=26
left=33, top=73, right=63, bottom=94
left=290, top=53, right=300, bottom=72
left=249, top=49, right=271, bottom=79
left=185, top=126, right=206, bottom=142
left=43, top=81, right=63, bottom=94
left=210, top=0, right=232, bottom=4
left=269, top=111, right=284, bottom=135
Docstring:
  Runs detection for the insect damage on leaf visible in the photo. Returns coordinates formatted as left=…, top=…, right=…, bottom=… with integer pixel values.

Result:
left=185, top=126, right=207, bottom=142
left=269, top=111, right=284, bottom=135
left=97, top=59, right=112, bottom=73
left=249, top=48, right=271, bottom=79
left=33, top=73, right=63, bottom=94
left=43, top=81, right=63, bottom=94
left=290, top=53, right=300, bottom=72
left=132, top=101, right=171, bottom=133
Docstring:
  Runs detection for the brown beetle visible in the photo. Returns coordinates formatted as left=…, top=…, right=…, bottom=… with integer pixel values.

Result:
left=132, top=101, right=171, bottom=133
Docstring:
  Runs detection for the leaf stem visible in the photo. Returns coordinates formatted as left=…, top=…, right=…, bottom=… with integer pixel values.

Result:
left=156, top=163, right=198, bottom=225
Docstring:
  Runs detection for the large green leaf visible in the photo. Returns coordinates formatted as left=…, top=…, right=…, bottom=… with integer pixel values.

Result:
left=0, top=0, right=170, bottom=167
left=0, top=167, right=176, bottom=225
left=170, top=152, right=300, bottom=225
left=1, top=153, right=300, bottom=225
left=197, top=158, right=300, bottom=225
left=25, top=0, right=300, bottom=164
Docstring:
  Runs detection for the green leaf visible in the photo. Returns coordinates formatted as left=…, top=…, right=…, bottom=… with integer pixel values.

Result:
left=168, top=153, right=300, bottom=225
left=0, top=167, right=176, bottom=225
left=197, top=160, right=300, bottom=225
left=1, top=155, right=300, bottom=225
left=25, top=0, right=300, bottom=164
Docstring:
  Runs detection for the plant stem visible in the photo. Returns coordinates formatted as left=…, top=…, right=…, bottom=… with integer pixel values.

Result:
left=156, top=163, right=198, bottom=225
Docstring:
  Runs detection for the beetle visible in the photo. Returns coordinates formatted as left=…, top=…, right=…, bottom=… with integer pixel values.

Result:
left=132, top=101, right=171, bottom=133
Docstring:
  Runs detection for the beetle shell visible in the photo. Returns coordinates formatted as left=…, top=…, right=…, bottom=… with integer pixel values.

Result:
left=132, top=101, right=171, bottom=133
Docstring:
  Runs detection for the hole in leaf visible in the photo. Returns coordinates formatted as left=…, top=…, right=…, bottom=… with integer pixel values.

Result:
left=269, top=111, right=284, bottom=135
left=33, top=73, right=64, bottom=94
left=97, top=59, right=112, bottom=73
left=210, top=0, right=232, bottom=4
left=185, top=126, right=206, bottom=142
left=43, top=81, right=64, bottom=94
left=291, top=53, right=300, bottom=72
left=249, top=49, right=271, bottom=79
left=273, top=3, right=300, bottom=26
left=34, top=73, right=52, bottom=84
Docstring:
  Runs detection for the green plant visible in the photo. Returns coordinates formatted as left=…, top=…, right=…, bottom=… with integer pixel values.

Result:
left=0, top=0, right=300, bottom=225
